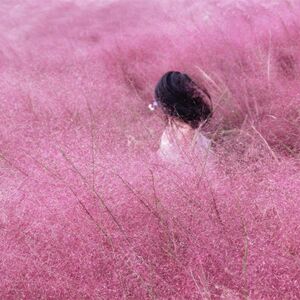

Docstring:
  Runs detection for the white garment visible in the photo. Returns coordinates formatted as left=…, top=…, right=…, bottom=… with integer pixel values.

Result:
left=158, top=123, right=213, bottom=166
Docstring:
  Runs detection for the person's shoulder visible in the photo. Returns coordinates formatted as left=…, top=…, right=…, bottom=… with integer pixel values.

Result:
left=195, top=131, right=211, bottom=150
left=160, top=129, right=170, bottom=147
left=158, top=128, right=181, bottom=162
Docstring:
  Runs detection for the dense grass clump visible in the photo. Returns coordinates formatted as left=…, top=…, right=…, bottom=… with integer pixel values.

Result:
left=0, top=0, right=299, bottom=298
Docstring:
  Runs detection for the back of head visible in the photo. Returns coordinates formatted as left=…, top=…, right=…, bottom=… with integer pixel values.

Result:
left=155, top=71, right=212, bottom=129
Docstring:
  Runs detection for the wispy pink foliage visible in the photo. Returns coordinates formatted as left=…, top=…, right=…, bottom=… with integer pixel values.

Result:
left=0, top=0, right=299, bottom=299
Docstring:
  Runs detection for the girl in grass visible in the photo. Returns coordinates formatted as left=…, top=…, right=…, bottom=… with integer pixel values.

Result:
left=151, top=71, right=213, bottom=164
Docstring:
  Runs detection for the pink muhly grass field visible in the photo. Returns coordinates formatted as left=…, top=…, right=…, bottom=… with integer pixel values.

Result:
left=0, top=0, right=299, bottom=299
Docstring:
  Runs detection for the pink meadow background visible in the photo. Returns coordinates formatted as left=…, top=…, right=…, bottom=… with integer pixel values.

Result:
left=0, top=0, right=299, bottom=299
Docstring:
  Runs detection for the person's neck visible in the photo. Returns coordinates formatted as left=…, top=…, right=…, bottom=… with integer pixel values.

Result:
left=167, top=119, right=196, bottom=143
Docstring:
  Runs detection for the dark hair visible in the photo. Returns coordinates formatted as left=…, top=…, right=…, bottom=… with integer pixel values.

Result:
left=155, top=71, right=212, bottom=129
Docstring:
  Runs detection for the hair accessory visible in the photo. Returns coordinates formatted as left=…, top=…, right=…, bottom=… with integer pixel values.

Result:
left=148, top=100, right=159, bottom=111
